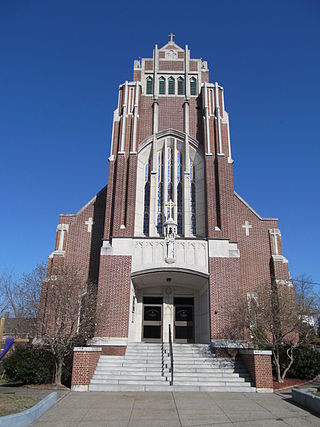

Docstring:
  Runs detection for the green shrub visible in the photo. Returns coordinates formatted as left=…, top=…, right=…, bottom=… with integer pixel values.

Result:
left=274, top=345, right=320, bottom=380
left=288, top=347, right=320, bottom=380
left=3, top=347, right=55, bottom=384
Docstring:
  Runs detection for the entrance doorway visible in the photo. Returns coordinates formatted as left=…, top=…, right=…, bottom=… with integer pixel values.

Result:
left=142, top=297, right=163, bottom=342
left=174, top=297, right=194, bottom=343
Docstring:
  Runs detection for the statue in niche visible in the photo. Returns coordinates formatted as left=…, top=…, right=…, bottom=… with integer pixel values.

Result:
left=164, top=200, right=177, bottom=264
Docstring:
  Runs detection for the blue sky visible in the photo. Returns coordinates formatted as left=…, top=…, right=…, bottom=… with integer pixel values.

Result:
left=0, top=0, right=319, bottom=285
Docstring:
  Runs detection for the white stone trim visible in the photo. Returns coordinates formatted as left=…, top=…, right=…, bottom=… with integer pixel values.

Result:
left=87, top=338, right=128, bottom=346
left=100, top=238, right=133, bottom=256
left=208, top=240, right=240, bottom=258
left=239, top=349, right=272, bottom=356
left=256, top=388, right=274, bottom=393
left=71, top=385, right=89, bottom=392
left=215, top=82, right=223, bottom=154
left=73, top=347, right=102, bottom=352
left=276, top=279, right=293, bottom=287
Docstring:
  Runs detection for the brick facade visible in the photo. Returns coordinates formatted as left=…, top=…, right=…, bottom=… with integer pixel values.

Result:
left=71, top=347, right=102, bottom=391
left=38, top=38, right=294, bottom=391
left=240, top=350, right=274, bottom=391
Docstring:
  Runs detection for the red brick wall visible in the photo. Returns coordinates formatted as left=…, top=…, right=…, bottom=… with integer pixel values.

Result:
left=240, top=351, right=273, bottom=390
left=209, top=257, right=242, bottom=339
left=101, top=346, right=126, bottom=356
left=71, top=349, right=101, bottom=387
left=95, top=255, right=131, bottom=337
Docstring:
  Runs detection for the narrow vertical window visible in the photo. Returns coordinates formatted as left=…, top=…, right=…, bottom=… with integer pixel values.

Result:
left=177, top=151, right=183, bottom=235
left=190, top=161, right=196, bottom=235
left=178, top=77, right=184, bottom=95
left=190, top=77, right=197, bottom=96
left=157, top=151, right=164, bottom=234
left=159, top=77, right=166, bottom=95
left=167, top=147, right=173, bottom=219
left=146, top=77, right=153, bottom=95
left=143, top=161, right=150, bottom=235
left=168, top=77, right=175, bottom=95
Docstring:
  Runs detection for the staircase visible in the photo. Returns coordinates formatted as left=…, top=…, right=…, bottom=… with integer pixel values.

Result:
left=89, top=343, right=256, bottom=392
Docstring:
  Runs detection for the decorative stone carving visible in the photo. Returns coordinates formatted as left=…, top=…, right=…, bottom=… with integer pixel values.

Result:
left=165, top=49, right=178, bottom=59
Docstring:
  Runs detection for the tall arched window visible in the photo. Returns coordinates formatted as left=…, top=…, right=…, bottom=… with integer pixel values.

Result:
left=159, top=77, right=166, bottom=95
left=166, top=147, right=173, bottom=219
left=146, top=77, right=153, bottom=95
left=190, top=161, right=196, bottom=235
left=177, top=151, right=183, bottom=235
left=190, top=77, right=197, bottom=96
left=178, top=77, right=184, bottom=95
left=141, top=139, right=202, bottom=237
left=157, top=151, right=164, bottom=234
left=143, top=162, right=151, bottom=235
left=168, top=77, right=175, bottom=95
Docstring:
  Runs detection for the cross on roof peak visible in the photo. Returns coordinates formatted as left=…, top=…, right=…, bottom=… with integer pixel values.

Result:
left=168, top=33, right=175, bottom=43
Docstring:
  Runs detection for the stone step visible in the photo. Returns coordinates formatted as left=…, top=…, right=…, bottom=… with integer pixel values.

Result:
left=92, top=374, right=248, bottom=383
left=92, top=375, right=167, bottom=381
left=92, top=369, right=168, bottom=375
left=89, top=384, right=256, bottom=392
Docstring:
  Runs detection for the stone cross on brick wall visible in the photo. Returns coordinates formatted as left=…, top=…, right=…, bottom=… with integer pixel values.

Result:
left=85, top=217, right=94, bottom=233
left=242, top=220, right=252, bottom=236
left=56, top=223, right=69, bottom=251
left=269, top=228, right=281, bottom=255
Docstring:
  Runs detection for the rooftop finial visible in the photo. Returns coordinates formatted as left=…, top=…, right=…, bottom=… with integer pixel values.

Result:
left=168, top=33, right=175, bottom=43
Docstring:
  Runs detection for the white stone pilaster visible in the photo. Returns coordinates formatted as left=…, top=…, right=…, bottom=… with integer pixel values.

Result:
left=119, top=81, right=128, bottom=153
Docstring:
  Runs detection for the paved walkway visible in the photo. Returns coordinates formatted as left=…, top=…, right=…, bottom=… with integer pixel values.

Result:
left=32, top=390, right=319, bottom=427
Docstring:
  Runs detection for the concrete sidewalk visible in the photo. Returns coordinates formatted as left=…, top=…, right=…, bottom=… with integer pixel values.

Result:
left=32, top=391, right=319, bottom=427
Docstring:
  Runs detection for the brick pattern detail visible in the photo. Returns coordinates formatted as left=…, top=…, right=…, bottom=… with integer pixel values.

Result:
left=159, top=61, right=184, bottom=71
left=240, top=352, right=273, bottom=390
left=209, top=257, right=242, bottom=339
left=95, top=256, right=131, bottom=337
left=101, top=346, right=126, bottom=356
left=71, top=350, right=101, bottom=386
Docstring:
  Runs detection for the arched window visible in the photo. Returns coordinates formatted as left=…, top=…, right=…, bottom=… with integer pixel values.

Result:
left=157, top=151, right=164, bottom=234
left=168, top=77, right=175, bottom=95
left=190, top=77, right=197, bottom=96
left=177, top=151, right=183, bottom=235
left=159, top=77, right=166, bottom=95
left=143, top=162, right=150, bottom=235
left=166, top=147, right=173, bottom=219
left=178, top=77, right=184, bottom=95
left=190, top=161, right=196, bottom=235
left=146, top=77, right=153, bottom=95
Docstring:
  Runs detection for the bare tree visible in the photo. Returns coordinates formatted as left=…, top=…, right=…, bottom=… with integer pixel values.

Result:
left=293, top=275, right=320, bottom=342
left=0, top=263, right=46, bottom=337
left=225, top=280, right=316, bottom=383
left=38, top=265, right=96, bottom=385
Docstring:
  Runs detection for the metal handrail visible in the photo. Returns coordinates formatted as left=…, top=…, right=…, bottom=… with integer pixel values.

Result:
left=161, top=336, right=164, bottom=377
left=168, top=324, right=174, bottom=386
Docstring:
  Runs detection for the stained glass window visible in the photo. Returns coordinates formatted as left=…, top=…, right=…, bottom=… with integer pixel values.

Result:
left=190, top=77, right=197, bottom=96
left=157, top=151, right=164, bottom=234
left=159, top=77, right=166, bottom=95
left=143, top=162, right=150, bottom=235
left=146, top=77, right=153, bottom=95
left=168, top=77, right=175, bottom=95
left=166, top=147, right=173, bottom=219
left=178, top=77, right=184, bottom=95
left=177, top=151, right=183, bottom=235
left=190, top=161, right=196, bottom=235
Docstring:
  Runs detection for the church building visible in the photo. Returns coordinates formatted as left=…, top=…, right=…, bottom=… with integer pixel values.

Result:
left=39, top=36, right=292, bottom=391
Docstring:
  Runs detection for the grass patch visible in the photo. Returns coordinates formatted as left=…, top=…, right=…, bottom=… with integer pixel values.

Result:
left=0, top=394, right=40, bottom=416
